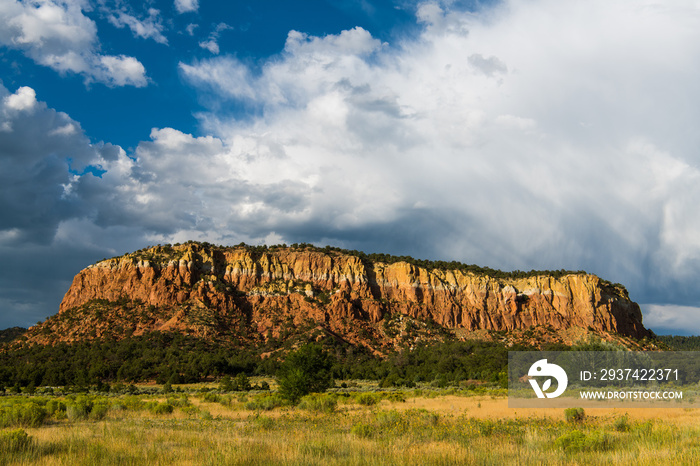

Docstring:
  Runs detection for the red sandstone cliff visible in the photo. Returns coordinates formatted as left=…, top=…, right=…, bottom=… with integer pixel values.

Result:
left=44, top=243, right=649, bottom=349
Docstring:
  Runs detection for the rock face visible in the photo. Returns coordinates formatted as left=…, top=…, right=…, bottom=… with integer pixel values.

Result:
left=52, top=243, right=650, bottom=347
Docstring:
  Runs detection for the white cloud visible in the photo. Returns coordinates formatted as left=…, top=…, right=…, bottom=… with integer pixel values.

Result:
left=95, top=55, right=148, bottom=87
left=174, top=0, right=198, bottom=14
left=3, top=86, right=37, bottom=112
left=0, top=0, right=148, bottom=87
left=198, top=22, right=232, bottom=55
left=181, top=26, right=382, bottom=107
left=642, top=304, right=700, bottom=336
left=179, top=56, right=255, bottom=100
left=198, top=39, right=219, bottom=54
left=0, top=84, right=112, bottom=243
left=106, top=6, right=167, bottom=45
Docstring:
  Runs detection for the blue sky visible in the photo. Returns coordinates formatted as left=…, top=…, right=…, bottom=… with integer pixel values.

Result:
left=1, top=0, right=700, bottom=336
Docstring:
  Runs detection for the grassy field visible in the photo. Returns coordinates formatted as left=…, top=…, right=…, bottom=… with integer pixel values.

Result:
left=2, top=382, right=700, bottom=465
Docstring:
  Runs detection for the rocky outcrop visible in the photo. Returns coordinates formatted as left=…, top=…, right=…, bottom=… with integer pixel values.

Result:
left=53, top=243, right=650, bottom=346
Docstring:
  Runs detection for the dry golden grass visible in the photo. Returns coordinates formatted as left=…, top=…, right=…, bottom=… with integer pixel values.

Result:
left=3, top=388, right=700, bottom=465
left=387, top=394, right=700, bottom=425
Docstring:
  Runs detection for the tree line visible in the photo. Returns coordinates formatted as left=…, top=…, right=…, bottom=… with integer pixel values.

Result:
left=0, top=331, right=526, bottom=391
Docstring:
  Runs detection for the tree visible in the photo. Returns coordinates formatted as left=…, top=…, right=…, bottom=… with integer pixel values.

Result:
left=233, top=373, right=251, bottom=391
left=276, top=343, right=334, bottom=403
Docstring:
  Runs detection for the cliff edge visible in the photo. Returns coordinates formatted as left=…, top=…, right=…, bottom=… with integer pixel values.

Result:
left=32, top=242, right=649, bottom=350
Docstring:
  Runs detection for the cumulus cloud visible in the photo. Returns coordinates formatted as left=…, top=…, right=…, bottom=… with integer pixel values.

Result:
left=181, top=27, right=383, bottom=106
left=3, top=86, right=38, bottom=112
left=0, top=84, right=120, bottom=244
left=0, top=0, right=148, bottom=86
left=198, top=22, right=232, bottom=55
left=174, top=0, right=198, bottom=14
left=104, top=5, right=168, bottom=45
left=94, top=54, right=148, bottom=87
left=642, top=304, right=700, bottom=336
left=0, top=83, right=139, bottom=327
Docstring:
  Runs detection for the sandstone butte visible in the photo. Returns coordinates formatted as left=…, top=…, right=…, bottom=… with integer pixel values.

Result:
left=47, top=242, right=650, bottom=350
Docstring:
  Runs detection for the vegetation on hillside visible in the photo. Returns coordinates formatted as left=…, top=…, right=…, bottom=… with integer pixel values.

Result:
left=0, top=325, right=641, bottom=392
left=122, top=240, right=619, bottom=285
left=0, top=327, right=27, bottom=344
left=656, top=335, right=700, bottom=350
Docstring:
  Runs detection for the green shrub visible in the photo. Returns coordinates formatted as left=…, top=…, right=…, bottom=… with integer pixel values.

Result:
left=245, top=394, right=285, bottom=411
left=554, top=430, right=586, bottom=452
left=90, top=402, right=110, bottom=420
left=219, top=376, right=235, bottom=392
left=122, top=396, right=145, bottom=411
left=0, top=401, right=48, bottom=428
left=144, top=401, right=159, bottom=412
left=383, top=392, right=406, bottom=403
left=233, top=373, right=251, bottom=391
left=555, top=429, right=613, bottom=453
left=253, top=415, right=275, bottom=430
left=299, top=394, right=337, bottom=413
left=417, top=410, right=439, bottom=426
left=613, top=414, right=631, bottom=432
left=355, top=393, right=380, bottom=406
left=181, top=406, right=200, bottom=417
left=633, top=420, right=654, bottom=435
left=167, top=394, right=191, bottom=407
left=351, top=422, right=374, bottom=438
left=202, top=392, right=221, bottom=403
left=150, top=403, right=174, bottom=415
left=46, top=400, right=66, bottom=416
left=276, top=344, right=334, bottom=403
left=376, top=410, right=405, bottom=431
left=0, top=428, right=33, bottom=453
left=66, top=398, right=93, bottom=421
left=564, top=407, right=585, bottom=423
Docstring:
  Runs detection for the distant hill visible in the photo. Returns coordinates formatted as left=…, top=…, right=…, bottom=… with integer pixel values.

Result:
left=656, top=335, right=700, bottom=350
left=0, top=327, right=27, bottom=344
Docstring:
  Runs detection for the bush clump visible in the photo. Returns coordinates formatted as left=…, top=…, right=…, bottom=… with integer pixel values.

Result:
left=252, top=415, right=275, bottom=430
left=202, top=392, right=221, bottom=403
left=355, top=393, right=380, bottom=406
left=276, top=343, right=334, bottom=404
left=351, top=422, right=374, bottom=438
left=298, top=394, right=337, bottom=413
left=150, top=402, right=174, bottom=415
left=245, top=394, right=286, bottom=411
left=66, top=397, right=94, bottom=421
left=90, top=402, right=110, bottom=420
left=612, top=414, right=631, bottom=432
left=554, top=429, right=613, bottom=453
left=0, top=428, right=33, bottom=453
left=564, top=407, right=585, bottom=423
left=0, top=401, right=48, bottom=428
left=46, top=399, right=66, bottom=417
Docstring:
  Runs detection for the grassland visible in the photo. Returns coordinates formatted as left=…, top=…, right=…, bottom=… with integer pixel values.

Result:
left=2, top=381, right=700, bottom=465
